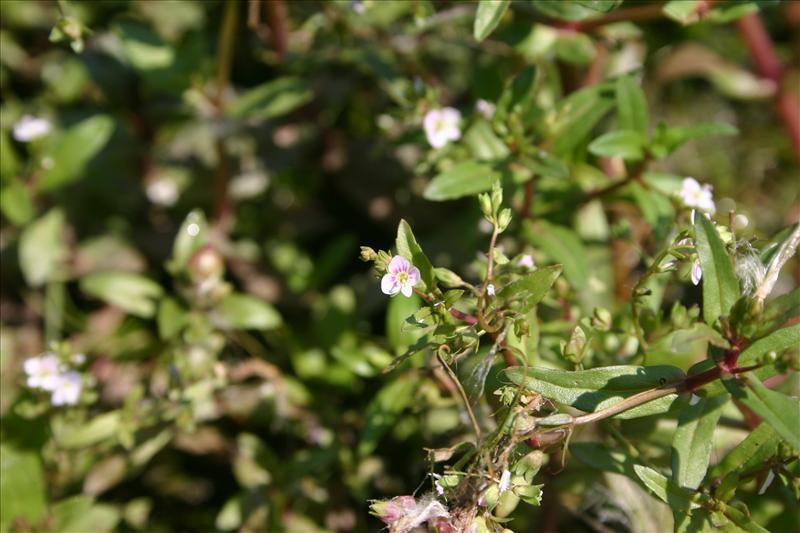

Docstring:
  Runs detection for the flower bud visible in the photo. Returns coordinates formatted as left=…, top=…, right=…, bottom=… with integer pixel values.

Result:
left=591, top=307, right=612, bottom=331
left=188, top=245, right=225, bottom=284
left=479, top=192, right=493, bottom=220
left=491, top=181, right=503, bottom=212
left=497, top=208, right=512, bottom=232
left=494, top=488, right=520, bottom=518
left=359, top=246, right=377, bottom=262
left=562, top=326, right=587, bottom=363
left=369, top=495, right=416, bottom=525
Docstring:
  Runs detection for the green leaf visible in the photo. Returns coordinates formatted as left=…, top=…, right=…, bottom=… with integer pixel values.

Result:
left=116, top=19, right=174, bottom=70
left=167, top=209, right=208, bottom=274
left=695, top=214, right=739, bottom=325
left=0, top=131, right=20, bottom=182
left=550, top=87, right=615, bottom=157
left=650, top=122, right=737, bottom=158
left=616, top=75, right=649, bottom=135
left=387, top=293, right=423, bottom=352
left=396, top=219, right=435, bottom=291
left=52, top=496, right=120, bottom=533
left=588, top=129, right=647, bottom=160
left=228, top=77, right=313, bottom=120
left=0, top=444, right=47, bottom=531
left=633, top=464, right=695, bottom=508
left=213, top=293, right=282, bottom=331
left=663, top=0, right=701, bottom=25
left=464, top=120, right=510, bottom=161
left=523, top=221, right=589, bottom=291
left=1, top=178, right=35, bottom=225
left=38, top=115, right=114, bottom=191
left=473, top=0, right=510, bottom=42
left=81, top=272, right=164, bottom=318
left=574, top=0, right=623, bottom=12
left=555, top=32, right=595, bottom=65
left=499, top=265, right=562, bottom=313
left=752, top=289, right=800, bottom=338
left=423, top=161, right=499, bottom=201
left=722, top=372, right=800, bottom=449
left=358, top=376, right=416, bottom=456
left=504, top=364, right=685, bottom=419
left=19, top=208, right=66, bottom=287
left=532, top=0, right=608, bottom=20
left=739, top=323, right=800, bottom=366
left=671, top=394, right=728, bottom=489
left=709, top=423, right=780, bottom=499
left=56, top=411, right=121, bottom=448
left=157, top=297, right=187, bottom=340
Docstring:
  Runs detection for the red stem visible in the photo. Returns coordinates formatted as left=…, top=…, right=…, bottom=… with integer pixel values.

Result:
left=737, top=13, right=800, bottom=161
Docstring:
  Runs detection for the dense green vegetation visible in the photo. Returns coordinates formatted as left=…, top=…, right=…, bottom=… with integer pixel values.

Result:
left=1, top=1, right=798, bottom=532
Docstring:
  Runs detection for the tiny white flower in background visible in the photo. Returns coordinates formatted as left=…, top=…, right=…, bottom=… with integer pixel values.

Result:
left=486, top=284, right=496, bottom=296
left=518, top=254, right=535, bottom=268
left=146, top=178, right=180, bottom=207
left=71, top=352, right=86, bottom=365
left=475, top=99, right=496, bottom=120
left=50, top=371, right=82, bottom=406
left=381, top=256, right=421, bottom=298
left=13, top=115, right=52, bottom=142
left=433, top=474, right=444, bottom=496
left=23, top=353, right=62, bottom=391
left=498, top=469, right=512, bottom=494
left=678, top=177, right=716, bottom=215
left=733, top=213, right=749, bottom=230
left=691, top=258, right=703, bottom=286
left=423, top=107, right=461, bottom=149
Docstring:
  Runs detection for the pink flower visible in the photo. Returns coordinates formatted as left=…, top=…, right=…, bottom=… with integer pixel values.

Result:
left=423, top=108, right=461, bottom=148
left=691, top=258, right=703, bottom=286
left=679, top=177, right=715, bottom=214
left=381, top=256, right=421, bottom=297
left=518, top=254, right=535, bottom=268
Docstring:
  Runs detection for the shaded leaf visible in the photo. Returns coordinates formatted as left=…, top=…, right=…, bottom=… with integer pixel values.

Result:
left=616, top=75, right=649, bottom=135
left=228, top=78, right=313, bottom=120
left=588, top=129, right=647, bottom=160
left=0, top=444, right=47, bottom=531
left=504, top=364, right=685, bottom=419
left=396, top=219, right=435, bottom=291
left=38, top=115, right=114, bottom=191
left=473, top=0, right=510, bottom=42
left=56, top=411, right=121, bottom=448
left=499, top=265, right=562, bottom=312
left=671, top=394, right=728, bottom=489
left=81, top=272, right=164, bottom=318
left=213, top=294, right=282, bottom=331
left=423, top=161, right=499, bottom=201
left=722, top=372, right=800, bottom=449
left=695, top=214, right=739, bottom=325
left=358, top=376, right=416, bottom=456
left=19, top=208, right=65, bottom=287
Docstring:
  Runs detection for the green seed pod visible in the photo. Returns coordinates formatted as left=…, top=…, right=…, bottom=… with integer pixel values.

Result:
left=494, top=488, right=520, bottom=518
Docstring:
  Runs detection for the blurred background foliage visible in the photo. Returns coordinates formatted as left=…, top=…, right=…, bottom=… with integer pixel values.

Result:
left=0, top=0, right=798, bottom=532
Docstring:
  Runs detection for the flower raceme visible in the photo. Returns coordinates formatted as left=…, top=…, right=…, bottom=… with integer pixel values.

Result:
left=423, top=107, right=461, bottom=149
left=381, top=255, right=421, bottom=298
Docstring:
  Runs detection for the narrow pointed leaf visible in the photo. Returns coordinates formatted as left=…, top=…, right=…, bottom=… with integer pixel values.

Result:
left=474, top=0, right=510, bottom=42
left=671, top=394, right=728, bottom=489
left=616, top=75, right=649, bottom=135
left=695, top=214, right=739, bottom=325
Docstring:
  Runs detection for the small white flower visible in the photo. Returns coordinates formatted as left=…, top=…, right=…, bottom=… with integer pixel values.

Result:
left=691, top=258, right=703, bottom=286
left=475, top=99, right=496, bottom=120
left=23, top=353, right=62, bottom=391
left=486, top=284, right=496, bottom=296
left=71, top=352, right=86, bottom=365
left=518, top=254, right=535, bottom=269
left=433, top=474, right=445, bottom=496
left=13, top=115, right=51, bottom=142
left=50, top=371, right=82, bottom=406
left=146, top=178, right=180, bottom=207
left=498, top=469, right=511, bottom=494
left=423, top=107, right=461, bottom=149
left=381, top=256, right=421, bottom=298
left=679, top=177, right=716, bottom=215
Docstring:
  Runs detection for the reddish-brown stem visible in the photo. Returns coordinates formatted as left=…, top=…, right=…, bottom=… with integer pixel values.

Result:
left=520, top=181, right=535, bottom=220
left=737, top=13, right=800, bottom=161
left=449, top=307, right=478, bottom=326
left=266, top=0, right=288, bottom=61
